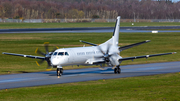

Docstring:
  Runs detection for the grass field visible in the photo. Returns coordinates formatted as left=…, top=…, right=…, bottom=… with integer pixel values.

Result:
left=0, top=72, right=179, bottom=101
left=0, top=22, right=180, bottom=29
left=0, top=32, right=179, bottom=74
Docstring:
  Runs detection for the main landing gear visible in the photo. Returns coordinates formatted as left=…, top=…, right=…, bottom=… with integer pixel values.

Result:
left=114, top=65, right=121, bottom=74
left=57, top=68, right=63, bottom=76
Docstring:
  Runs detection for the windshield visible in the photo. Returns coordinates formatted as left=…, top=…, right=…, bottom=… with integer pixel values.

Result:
left=65, top=52, right=69, bottom=56
left=53, top=52, right=69, bottom=56
left=53, top=52, right=58, bottom=56
left=58, top=52, right=64, bottom=56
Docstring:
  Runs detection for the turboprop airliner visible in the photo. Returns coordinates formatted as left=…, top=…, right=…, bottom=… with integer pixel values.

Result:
left=2, top=16, right=176, bottom=76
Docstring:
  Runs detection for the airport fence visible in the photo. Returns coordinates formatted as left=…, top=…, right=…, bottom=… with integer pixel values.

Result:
left=0, top=18, right=180, bottom=23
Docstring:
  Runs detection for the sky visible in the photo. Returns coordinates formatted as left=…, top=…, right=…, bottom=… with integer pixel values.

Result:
left=172, top=0, right=180, bottom=2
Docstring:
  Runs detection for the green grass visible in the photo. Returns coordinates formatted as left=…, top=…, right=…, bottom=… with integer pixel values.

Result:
left=0, top=22, right=180, bottom=29
left=0, top=72, right=179, bottom=101
left=0, top=32, right=179, bottom=74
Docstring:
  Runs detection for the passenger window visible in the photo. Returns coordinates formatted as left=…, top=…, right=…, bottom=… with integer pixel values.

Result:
left=53, top=52, right=58, bottom=56
left=58, top=52, right=64, bottom=56
left=65, top=52, right=69, bottom=56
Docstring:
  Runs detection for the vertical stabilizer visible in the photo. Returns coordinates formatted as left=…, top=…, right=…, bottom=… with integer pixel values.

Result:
left=99, top=16, right=120, bottom=47
left=112, top=16, right=120, bottom=46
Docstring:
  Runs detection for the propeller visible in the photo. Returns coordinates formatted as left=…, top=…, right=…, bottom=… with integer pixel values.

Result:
left=35, top=42, right=57, bottom=69
left=96, top=44, right=115, bottom=69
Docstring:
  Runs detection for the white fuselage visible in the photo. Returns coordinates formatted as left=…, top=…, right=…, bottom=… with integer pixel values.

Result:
left=50, top=45, right=120, bottom=67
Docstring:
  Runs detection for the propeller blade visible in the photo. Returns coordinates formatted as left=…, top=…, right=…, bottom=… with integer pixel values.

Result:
left=35, top=42, right=55, bottom=68
left=109, top=53, right=117, bottom=57
left=45, top=45, right=49, bottom=54
left=35, top=48, right=46, bottom=56
left=46, top=68, right=52, bottom=71
left=97, top=46, right=105, bottom=55
left=44, top=42, right=49, bottom=54
left=38, top=59, right=45, bottom=64
left=50, top=47, right=57, bottom=55
left=106, top=44, right=111, bottom=54
left=56, top=46, right=59, bottom=49
left=36, top=59, right=45, bottom=66
left=36, top=61, right=40, bottom=66
left=38, top=50, right=46, bottom=56
left=45, top=58, right=51, bottom=66
left=46, top=63, right=52, bottom=71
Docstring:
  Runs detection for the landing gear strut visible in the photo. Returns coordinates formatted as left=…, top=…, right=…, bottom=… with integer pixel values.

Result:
left=114, top=65, right=121, bottom=74
left=57, top=68, right=63, bottom=76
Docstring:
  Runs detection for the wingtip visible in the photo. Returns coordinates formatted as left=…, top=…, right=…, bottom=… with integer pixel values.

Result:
left=79, top=40, right=82, bottom=42
left=146, top=40, right=151, bottom=42
left=172, top=52, right=177, bottom=54
left=117, top=16, right=121, bottom=19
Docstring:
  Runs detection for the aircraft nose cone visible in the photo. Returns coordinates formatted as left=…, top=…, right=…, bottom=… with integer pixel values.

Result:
left=51, top=58, right=59, bottom=66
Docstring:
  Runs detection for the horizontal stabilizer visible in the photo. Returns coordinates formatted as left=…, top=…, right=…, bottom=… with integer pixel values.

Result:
left=79, top=40, right=97, bottom=46
left=2, top=52, right=45, bottom=60
left=119, top=40, right=150, bottom=51
left=119, top=52, right=176, bottom=61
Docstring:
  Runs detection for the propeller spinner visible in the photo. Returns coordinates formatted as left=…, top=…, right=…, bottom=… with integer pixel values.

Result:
left=97, top=44, right=116, bottom=67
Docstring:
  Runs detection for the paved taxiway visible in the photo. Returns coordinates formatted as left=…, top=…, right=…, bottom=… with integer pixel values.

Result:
left=0, top=61, right=179, bottom=89
left=0, top=26, right=180, bottom=33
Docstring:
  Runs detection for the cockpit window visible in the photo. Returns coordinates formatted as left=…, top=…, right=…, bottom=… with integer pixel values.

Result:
left=58, top=52, right=64, bottom=56
left=53, top=52, right=69, bottom=56
left=65, top=52, right=69, bottom=56
left=53, top=52, right=58, bottom=56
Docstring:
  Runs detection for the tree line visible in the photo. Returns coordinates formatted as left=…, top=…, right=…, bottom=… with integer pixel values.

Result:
left=0, top=0, right=180, bottom=19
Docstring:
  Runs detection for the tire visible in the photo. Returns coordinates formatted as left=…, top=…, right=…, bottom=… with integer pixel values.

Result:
left=60, top=68, right=63, bottom=74
left=118, top=68, right=121, bottom=74
left=57, top=68, right=61, bottom=76
left=114, top=68, right=117, bottom=74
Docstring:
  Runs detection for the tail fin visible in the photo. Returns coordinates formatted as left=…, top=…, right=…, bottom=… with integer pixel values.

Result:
left=100, top=16, right=120, bottom=47
left=112, top=16, right=120, bottom=46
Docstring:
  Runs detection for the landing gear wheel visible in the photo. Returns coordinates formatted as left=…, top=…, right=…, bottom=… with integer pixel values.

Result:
left=117, top=67, right=121, bottom=74
left=114, top=68, right=117, bottom=74
left=114, top=65, right=121, bottom=74
left=57, top=68, right=63, bottom=76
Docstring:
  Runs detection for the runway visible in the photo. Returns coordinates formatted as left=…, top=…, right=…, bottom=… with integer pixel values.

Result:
left=0, top=26, right=180, bottom=33
left=0, top=61, right=179, bottom=90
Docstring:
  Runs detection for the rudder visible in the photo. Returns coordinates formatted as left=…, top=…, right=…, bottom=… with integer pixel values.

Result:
left=112, top=16, right=120, bottom=46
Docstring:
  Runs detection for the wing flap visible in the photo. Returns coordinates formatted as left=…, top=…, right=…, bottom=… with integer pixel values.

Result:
left=119, top=52, right=176, bottom=61
left=2, top=52, right=45, bottom=60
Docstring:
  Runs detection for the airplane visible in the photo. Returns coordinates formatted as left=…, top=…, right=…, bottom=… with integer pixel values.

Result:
left=2, top=16, right=176, bottom=76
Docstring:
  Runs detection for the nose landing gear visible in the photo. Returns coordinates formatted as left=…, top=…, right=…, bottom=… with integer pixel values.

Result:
left=57, top=68, right=63, bottom=76
left=114, top=65, right=121, bottom=74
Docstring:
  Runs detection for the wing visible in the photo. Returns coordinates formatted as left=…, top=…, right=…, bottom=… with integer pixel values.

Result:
left=79, top=40, right=97, bottom=46
left=119, top=40, right=150, bottom=52
left=2, top=52, right=45, bottom=60
left=119, top=52, right=176, bottom=61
